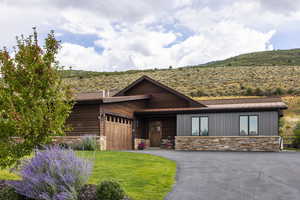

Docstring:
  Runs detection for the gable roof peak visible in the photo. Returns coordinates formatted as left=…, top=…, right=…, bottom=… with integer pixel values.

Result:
left=114, top=75, right=206, bottom=107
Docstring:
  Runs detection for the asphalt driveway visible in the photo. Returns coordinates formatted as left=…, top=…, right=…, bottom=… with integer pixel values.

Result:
left=140, top=150, right=300, bottom=200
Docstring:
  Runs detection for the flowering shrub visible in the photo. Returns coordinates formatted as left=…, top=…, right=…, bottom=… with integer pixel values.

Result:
left=9, top=146, right=92, bottom=200
left=138, top=142, right=145, bottom=150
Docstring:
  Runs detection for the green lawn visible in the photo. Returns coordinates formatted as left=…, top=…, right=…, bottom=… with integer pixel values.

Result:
left=0, top=151, right=176, bottom=200
left=284, top=148, right=300, bottom=151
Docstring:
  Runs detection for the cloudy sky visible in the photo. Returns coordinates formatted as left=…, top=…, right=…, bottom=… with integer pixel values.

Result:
left=1, top=0, right=300, bottom=71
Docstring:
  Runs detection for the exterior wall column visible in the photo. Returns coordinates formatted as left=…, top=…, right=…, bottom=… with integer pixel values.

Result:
left=98, top=104, right=106, bottom=150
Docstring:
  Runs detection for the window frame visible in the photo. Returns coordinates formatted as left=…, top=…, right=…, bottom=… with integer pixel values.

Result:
left=239, top=115, right=259, bottom=136
left=191, top=116, right=209, bottom=136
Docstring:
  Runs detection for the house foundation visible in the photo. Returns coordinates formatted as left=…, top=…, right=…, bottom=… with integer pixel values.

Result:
left=175, top=136, right=281, bottom=152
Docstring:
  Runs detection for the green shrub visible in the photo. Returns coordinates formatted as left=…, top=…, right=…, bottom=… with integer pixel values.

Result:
left=287, top=88, right=295, bottom=94
left=96, top=180, right=125, bottom=200
left=274, top=88, right=285, bottom=95
left=293, top=123, right=300, bottom=147
left=59, top=143, right=70, bottom=149
left=72, top=136, right=98, bottom=151
left=0, top=186, right=21, bottom=200
left=245, top=88, right=253, bottom=96
left=196, top=89, right=207, bottom=97
left=254, top=88, right=263, bottom=96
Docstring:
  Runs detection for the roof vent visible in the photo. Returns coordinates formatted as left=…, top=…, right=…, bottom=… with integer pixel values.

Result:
left=102, top=90, right=111, bottom=98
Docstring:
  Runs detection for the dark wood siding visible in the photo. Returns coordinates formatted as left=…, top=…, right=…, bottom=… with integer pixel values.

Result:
left=135, top=118, right=148, bottom=139
left=123, top=80, right=190, bottom=108
left=66, top=104, right=100, bottom=136
left=137, top=117, right=176, bottom=139
left=161, top=118, right=176, bottom=139
left=102, top=100, right=147, bottom=118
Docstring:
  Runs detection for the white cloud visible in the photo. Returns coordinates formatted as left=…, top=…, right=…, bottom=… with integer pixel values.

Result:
left=169, top=22, right=275, bottom=66
left=58, top=43, right=103, bottom=71
left=1, top=0, right=300, bottom=71
left=58, top=26, right=178, bottom=71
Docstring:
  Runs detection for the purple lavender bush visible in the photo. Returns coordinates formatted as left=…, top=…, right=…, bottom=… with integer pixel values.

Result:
left=8, top=146, right=92, bottom=200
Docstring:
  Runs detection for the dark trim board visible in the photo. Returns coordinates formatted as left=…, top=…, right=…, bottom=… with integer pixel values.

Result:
left=135, top=108, right=285, bottom=115
left=104, top=111, right=133, bottom=120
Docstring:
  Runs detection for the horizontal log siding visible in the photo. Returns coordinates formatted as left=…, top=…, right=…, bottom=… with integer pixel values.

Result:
left=66, top=104, right=100, bottom=136
left=177, top=111, right=279, bottom=136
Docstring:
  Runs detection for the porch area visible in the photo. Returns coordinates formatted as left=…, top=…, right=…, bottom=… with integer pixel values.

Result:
left=133, top=114, right=176, bottom=150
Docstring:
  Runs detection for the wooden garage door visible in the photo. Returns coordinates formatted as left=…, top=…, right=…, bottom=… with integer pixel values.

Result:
left=105, top=115, right=133, bottom=150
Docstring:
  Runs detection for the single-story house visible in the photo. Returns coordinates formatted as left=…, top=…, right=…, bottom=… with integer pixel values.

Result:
left=65, top=75, right=288, bottom=151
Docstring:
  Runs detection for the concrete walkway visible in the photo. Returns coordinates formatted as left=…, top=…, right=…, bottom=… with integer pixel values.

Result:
left=138, top=150, right=300, bottom=200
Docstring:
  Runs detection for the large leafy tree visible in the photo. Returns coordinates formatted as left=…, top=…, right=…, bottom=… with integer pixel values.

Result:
left=0, top=28, right=73, bottom=168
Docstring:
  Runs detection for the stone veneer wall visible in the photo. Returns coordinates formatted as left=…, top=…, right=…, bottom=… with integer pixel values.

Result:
left=12, top=136, right=106, bottom=150
left=175, top=136, right=281, bottom=152
left=52, top=136, right=105, bottom=150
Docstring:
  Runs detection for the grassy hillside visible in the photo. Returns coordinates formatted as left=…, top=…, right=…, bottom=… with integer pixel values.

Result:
left=201, top=48, right=300, bottom=67
left=64, top=65, right=300, bottom=96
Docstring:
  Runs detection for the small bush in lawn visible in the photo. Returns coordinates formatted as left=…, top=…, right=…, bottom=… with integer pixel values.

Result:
left=9, top=146, right=92, bottom=200
left=0, top=185, right=21, bottom=200
left=72, top=136, right=98, bottom=151
left=96, top=180, right=125, bottom=200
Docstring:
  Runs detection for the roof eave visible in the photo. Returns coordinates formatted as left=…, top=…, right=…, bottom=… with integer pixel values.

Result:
left=135, top=106, right=287, bottom=115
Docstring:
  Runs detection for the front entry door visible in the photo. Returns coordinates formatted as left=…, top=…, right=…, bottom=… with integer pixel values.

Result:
left=149, top=121, right=162, bottom=147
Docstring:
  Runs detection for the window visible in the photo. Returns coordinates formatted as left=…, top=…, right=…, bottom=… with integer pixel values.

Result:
left=192, top=116, right=209, bottom=136
left=200, top=117, right=209, bottom=136
left=240, top=116, right=248, bottom=136
left=249, top=116, right=258, bottom=135
left=239, top=115, right=258, bottom=135
left=192, top=117, right=199, bottom=136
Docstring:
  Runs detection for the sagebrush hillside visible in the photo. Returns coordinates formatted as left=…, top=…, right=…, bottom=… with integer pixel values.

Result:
left=62, top=48, right=300, bottom=96
left=64, top=65, right=300, bottom=96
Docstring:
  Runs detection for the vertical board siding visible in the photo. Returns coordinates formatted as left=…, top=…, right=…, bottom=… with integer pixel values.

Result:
left=177, top=111, right=279, bottom=136
left=105, top=116, right=133, bottom=150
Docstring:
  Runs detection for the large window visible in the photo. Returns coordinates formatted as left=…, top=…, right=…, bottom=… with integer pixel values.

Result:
left=192, top=116, right=209, bottom=136
left=239, top=115, right=258, bottom=136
